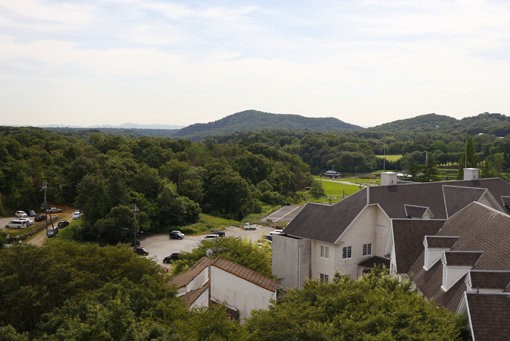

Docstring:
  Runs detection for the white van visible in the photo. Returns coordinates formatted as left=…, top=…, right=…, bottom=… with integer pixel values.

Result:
left=5, top=220, right=28, bottom=229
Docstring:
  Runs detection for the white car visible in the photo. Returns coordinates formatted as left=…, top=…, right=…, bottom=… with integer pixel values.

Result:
left=15, top=210, right=28, bottom=218
left=72, top=211, right=82, bottom=220
left=17, top=217, right=33, bottom=226
left=202, top=234, right=220, bottom=240
left=6, top=220, right=28, bottom=229
left=243, top=223, right=256, bottom=230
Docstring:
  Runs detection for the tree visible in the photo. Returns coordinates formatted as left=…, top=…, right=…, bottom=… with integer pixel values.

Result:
left=156, top=184, right=200, bottom=228
left=309, top=180, right=325, bottom=198
left=421, top=153, right=439, bottom=182
left=457, top=136, right=479, bottom=179
left=245, top=269, right=466, bottom=340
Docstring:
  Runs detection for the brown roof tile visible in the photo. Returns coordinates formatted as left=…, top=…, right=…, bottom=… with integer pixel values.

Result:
left=443, top=186, right=486, bottom=218
left=212, top=257, right=279, bottom=291
left=444, top=251, right=482, bottom=266
left=169, top=257, right=209, bottom=288
left=466, top=293, right=510, bottom=341
left=425, top=235, right=458, bottom=248
left=404, top=204, right=428, bottom=218
left=469, top=270, right=510, bottom=290
left=392, top=219, right=444, bottom=273
left=283, top=189, right=367, bottom=243
left=181, top=281, right=209, bottom=307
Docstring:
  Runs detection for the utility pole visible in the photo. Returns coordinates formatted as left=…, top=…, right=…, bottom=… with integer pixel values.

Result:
left=132, top=204, right=140, bottom=245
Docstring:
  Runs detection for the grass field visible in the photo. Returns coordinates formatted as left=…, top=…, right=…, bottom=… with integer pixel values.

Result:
left=375, top=154, right=403, bottom=162
left=313, top=177, right=362, bottom=204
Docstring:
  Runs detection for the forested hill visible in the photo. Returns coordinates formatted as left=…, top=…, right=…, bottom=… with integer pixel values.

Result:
left=370, top=112, right=510, bottom=135
left=174, top=110, right=363, bottom=139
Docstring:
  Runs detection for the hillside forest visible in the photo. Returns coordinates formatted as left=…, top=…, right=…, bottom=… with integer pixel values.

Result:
left=2, top=122, right=510, bottom=244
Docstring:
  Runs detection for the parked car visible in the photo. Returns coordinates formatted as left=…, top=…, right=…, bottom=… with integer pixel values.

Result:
left=202, top=234, right=219, bottom=240
left=47, top=207, right=62, bottom=213
left=212, top=230, right=226, bottom=237
left=18, top=217, right=34, bottom=226
left=6, top=220, right=28, bottom=229
left=34, top=214, right=46, bottom=222
left=169, top=231, right=185, bottom=240
left=243, top=223, right=256, bottom=230
left=46, top=227, right=58, bottom=238
left=58, top=220, right=69, bottom=228
left=134, top=247, right=149, bottom=256
left=131, top=239, right=141, bottom=247
left=163, top=253, right=180, bottom=264
left=28, top=210, right=36, bottom=217
left=72, top=211, right=82, bottom=220
left=15, top=210, right=28, bottom=218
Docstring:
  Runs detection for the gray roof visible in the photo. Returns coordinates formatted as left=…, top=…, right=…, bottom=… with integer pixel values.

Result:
left=466, top=293, right=510, bottom=341
left=392, top=219, right=444, bottom=273
left=425, top=236, right=458, bottom=249
left=410, top=202, right=510, bottom=311
left=285, top=177, right=510, bottom=244
left=469, top=270, right=510, bottom=290
left=404, top=204, right=428, bottom=218
left=369, top=178, right=510, bottom=219
left=283, top=188, right=367, bottom=243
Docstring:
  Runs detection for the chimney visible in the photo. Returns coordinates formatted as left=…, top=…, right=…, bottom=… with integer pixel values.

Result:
left=380, top=172, right=397, bottom=186
left=463, top=168, right=479, bottom=180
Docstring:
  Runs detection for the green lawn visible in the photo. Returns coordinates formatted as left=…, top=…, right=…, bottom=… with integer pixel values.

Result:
left=314, top=178, right=362, bottom=204
left=376, top=154, right=403, bottom=162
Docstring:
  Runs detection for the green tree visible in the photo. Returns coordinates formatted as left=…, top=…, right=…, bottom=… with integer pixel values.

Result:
left=421, top=153, right=439, bottom=182
left=309, top=180, right=325, bottom=198
left=245, top=269, right=466, bottom=340
left=457, top=136, right=479, bottom=179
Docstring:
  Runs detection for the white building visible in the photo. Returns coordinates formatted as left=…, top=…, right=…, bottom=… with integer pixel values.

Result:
left=170, top=257, right=278, bottom=322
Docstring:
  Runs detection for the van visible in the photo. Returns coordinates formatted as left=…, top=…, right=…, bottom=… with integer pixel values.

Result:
left=5, top=220, right=28, bottom=229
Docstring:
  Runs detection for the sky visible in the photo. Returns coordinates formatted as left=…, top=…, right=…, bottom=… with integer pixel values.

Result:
left=1, top=0, right=509, bottom=128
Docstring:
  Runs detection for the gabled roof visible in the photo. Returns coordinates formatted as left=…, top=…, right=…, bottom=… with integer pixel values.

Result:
left=181, top=281, right=209, bottom=306
left=169, top=257, right=210, bottom=288
left=283, top=188, right=367, bottom=243
left=369, top=178, right=510, bottom=219
left=410, top=202, right=510, bottom=311
left=466, top=293, right=510, bottom=341
left=392, top=219, right=444, bottom=273
left=213, top=257, right=279, bottom=292
left=443, top=186, right=486, bottom=218
left=404, top=204, right=429, bottom=218
left=284, top=178, right=510, bottom=244
left=444, top=251, right=482, bottom=267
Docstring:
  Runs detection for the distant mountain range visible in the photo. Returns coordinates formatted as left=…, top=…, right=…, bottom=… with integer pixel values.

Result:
left=174, top=110, right=361, bottom=139
left=41, top=110, right=510, bottom=139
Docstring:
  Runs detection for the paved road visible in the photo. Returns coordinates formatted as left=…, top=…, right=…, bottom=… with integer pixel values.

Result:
left=141, top=225, right=274, bottom=266
left=261, top=205, right=303, bottom=223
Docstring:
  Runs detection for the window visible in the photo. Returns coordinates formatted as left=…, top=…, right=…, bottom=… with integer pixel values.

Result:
left=342, top=246, right=352, bottom=258
left=363, top=243, right=372, bottom=256
left=320, top=273, right=329, bottom=282
left=320, top=245, right=329, bottom=258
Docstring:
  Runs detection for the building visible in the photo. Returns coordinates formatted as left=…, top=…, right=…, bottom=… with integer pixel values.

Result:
left=272, top=169, right=510, bottom=339
left=169, top=257, right=279, bottom=322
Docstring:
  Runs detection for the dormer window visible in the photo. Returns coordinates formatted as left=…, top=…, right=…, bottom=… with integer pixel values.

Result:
left=441, top=251, right=482, bottom=291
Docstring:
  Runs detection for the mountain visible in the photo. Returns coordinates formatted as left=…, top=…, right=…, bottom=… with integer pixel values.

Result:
left=370, top=112, right=510, bottom=136
left=174, top=110, right=362, bottom=139
left=370, top=113, right=457, bottom=133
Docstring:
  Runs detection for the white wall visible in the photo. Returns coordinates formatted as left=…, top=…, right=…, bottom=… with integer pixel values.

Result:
left=326, top=205, right=390, bottom=279
left=185, top=267, right=209, bottom=293
left=190, top=288, right=210, bottom=309
left=211, top=266, right=276, bottom=322
left=272, top=235, right=310, bottom=288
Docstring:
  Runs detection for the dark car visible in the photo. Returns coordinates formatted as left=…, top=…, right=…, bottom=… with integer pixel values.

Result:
left=34, top=214, right=46, bottom=222
left=46, top=227, right=59, bottom=238
left=212, top=230, right=226, bottom=237
left=163, top=253, right=180, bottom=264
left=134, top=247, right=149, bottom=256
left=131, top=239, right=141, bottom=247
left=169, top=231, right=185, bottom=240
left=58, top=220, right=69, bottom=228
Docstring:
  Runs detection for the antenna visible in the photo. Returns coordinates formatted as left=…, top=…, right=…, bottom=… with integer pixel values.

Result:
left=206, top=249, right=213, bottom=257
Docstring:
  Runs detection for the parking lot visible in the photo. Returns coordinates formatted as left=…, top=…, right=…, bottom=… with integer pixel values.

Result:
left=141, top=225, right=274, bottom=266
